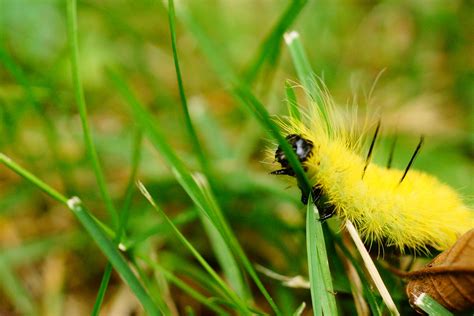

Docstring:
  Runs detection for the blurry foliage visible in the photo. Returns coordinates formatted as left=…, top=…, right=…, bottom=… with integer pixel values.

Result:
left=0, top=0, right=472, bottom=315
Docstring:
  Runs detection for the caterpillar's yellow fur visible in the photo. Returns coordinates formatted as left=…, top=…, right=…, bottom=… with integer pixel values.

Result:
left=271, top=90, right=473, bottom=253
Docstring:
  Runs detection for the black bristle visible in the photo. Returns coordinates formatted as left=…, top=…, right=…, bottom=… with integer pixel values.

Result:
left=362, top=120, right=381, bottom=179
left=399, top=136, right=424, bottom=184
left=387, top=134, right=398, bottom=169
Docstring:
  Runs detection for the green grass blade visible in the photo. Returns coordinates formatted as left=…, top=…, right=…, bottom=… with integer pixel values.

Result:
left=283, top=31, right=313, bottom=96
left=123, top=209, right=198, bottom=250
left=167, top=1, right=249, bottom=299
left=191, top=98, right=233, bottom=160
left=117, top=128, right=143, bottom=242
left=0, top=153, right=68, bottom=204
left=108, top=70, right=211, bottom=225
left=109, top=71, right=261, bottom=308
left=91, top=264, right=113, bottom=316
left=0, top=258, right=37, bottom=315
left=160, top=252, right=230, bottom=298
left=283, top=31, right=338, bottom=315
left=332, top=234, right=383, bottom=315
left=284, top=31, right=330, bottom=131
left=243, top=0, right=308, bottom=83
left=92, top=128, right=144, bottom=315
left=414, top=293, right=453, bottom=316
left=140, top=256, right=230, bottom=315
left=174, top=5, right=312, bottom=199
left=285, top=80, right=300, bottom=120
left=181, top=173, right=279, bottom=313
left=173, top=9, right=321, bottom=315
left=128, top=255, right=172, bottom=315
left=0, top=46, right=73, bottom=191
left=68, top=1, right=139, bottom=308
left=306, top=201, right=338, bottom=316
left=0, top=154, right=161, bottom=316
left=136, top=182, right=251, bottom=315
left=66, top=0, right=119, bottom=227
left=173, top=5, right=236, bottom=84
left=193, top=175, right=249, bottom=300
left=66, top=197, right=161, bottom=316
left=167, top=0, right=209, bottom=176
left=293, top=302, right=306, bottom=316
left=307, top=209, right=322, bottom=315
left=233, top=87, right=312, bottom=196
left=110, top=11, right=309, bottom=315
left=0, top=232, right=82, bottom=266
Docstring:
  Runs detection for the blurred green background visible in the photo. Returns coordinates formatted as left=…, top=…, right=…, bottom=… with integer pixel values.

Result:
left=0, top=0, right=472, bottom=315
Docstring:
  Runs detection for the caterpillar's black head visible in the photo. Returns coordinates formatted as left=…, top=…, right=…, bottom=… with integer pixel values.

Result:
left=271, top=134, right=313, bottom=176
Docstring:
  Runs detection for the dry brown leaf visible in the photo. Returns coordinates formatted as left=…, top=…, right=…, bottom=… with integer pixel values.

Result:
left=405, top=229, right=474, bottom=313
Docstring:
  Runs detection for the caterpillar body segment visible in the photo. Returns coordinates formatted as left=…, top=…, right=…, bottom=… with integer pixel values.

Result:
left=270, top=99, right=473, bottom=253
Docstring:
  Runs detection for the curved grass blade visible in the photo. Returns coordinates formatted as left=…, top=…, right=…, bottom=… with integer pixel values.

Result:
left=0, top=232, right=81, bottom=266
left=293, top=302, right=306, bottom=316
left=167, top=0, right=209, bottom=176
left=243, top=0, right=308, bottom=83
left=66, top=0, right=119, bottom=227
left=173, top=4, right=312, bottom=201
left=66, top=0, right=127, bottom=311
left=0, top=154, right=161, bottom=316
left=0, top=45, right=74, bottom=193
left=123, top=209, right=198, bottom=250
left=167, top=0, right=249, bottom=300
left=137, top=181, right=252, bottom=315
left=91, top=128, right=145, bottom=316
left=0, top=258, right=37, bottom=316
left=140, top=255, right=230, bottom=315
left=110, top=70, right=277, bottom=313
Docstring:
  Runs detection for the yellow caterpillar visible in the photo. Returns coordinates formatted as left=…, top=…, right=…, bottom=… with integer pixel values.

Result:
left=269, top=90, right=473, bottom=253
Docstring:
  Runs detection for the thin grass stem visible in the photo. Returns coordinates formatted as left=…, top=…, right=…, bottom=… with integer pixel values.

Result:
left=66, top=0, right=119, bottom=227
left=0, top=154, right=161, bottom=316
left=345, top=220, right=399, bottom=316
left=140, top=255, right=230, bottom=315
left=137, top=181, right=252, bottom=315
left=167, top=1, right=249, bottom=300
left=167, top=0, right=210, bottom=177
left=91, top=128, right=144, bottom=315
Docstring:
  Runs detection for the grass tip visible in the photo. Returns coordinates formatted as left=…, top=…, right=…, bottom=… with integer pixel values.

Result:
left=118, top=243, right=127, bottom=252
left=294, top=302, right=306, bottom=316
left=284, top=31, right=300, bottom=45
left=67, top=196, right=83, bottom=210
left=0, top=152, right=10, bottom=162
left=414, top=293, right=426, bottom=306
left=136, top=181, right=156, bottom=207
left=192, top=172, right=208, bottom=188
left=256, top=264, right=310, bottom=289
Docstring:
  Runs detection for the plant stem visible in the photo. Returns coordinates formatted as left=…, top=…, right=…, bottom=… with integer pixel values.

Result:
left=345, top=220, right=399, bottom=316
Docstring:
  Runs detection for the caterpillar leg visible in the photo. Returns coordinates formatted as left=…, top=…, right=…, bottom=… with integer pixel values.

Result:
left=300, top=186, right=323, bottom=205
left=300, top=186, right=336, bottom=222
left=319, top=205, right=336, bottom=222
left=270, top=168, right=295, bottom=176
